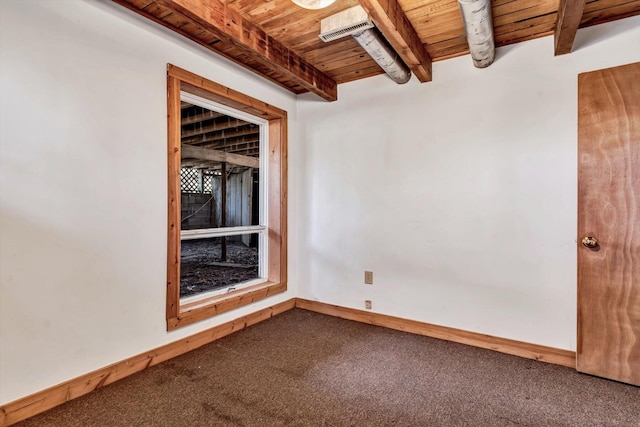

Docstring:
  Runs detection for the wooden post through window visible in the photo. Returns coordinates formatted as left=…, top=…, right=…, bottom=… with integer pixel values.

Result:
left=220, top=161, right=227, bottom=262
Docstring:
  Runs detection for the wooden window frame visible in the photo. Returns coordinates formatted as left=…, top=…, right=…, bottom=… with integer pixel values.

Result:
left=166, top=64, right=287, bottom=331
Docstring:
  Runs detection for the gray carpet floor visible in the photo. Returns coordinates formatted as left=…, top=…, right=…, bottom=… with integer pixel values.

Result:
left=16, top=309, right=640, bottom=426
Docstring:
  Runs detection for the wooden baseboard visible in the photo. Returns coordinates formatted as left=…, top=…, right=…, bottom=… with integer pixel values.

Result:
left=295, top=299, right=576, bottom=368
left=0, top=299, right=296, bottom=427
left=1, top=297, right=577, bottom=426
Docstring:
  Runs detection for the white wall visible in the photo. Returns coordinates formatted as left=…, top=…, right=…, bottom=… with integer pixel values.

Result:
left=0, top=0, right=298, bottom=404
left=1, top=0, right=638, bottom=406
left=296, top=17, right=640, bottom=352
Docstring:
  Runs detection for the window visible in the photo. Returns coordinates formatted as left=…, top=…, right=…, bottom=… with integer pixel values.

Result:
left=166, top=65, right=287, bottom=330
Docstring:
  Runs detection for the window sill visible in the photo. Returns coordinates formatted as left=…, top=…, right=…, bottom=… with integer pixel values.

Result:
left=167, top=280, right=287, bottom=330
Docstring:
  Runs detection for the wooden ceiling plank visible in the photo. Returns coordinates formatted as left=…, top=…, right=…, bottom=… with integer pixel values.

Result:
left=141, top=1, right=174, bottom=19
left=300, top=43, right=380, bottom=76
left=399, top=0, right=456, bottom=15
left=153, top=0, right=337, bottom=101
left=161, top=9, right=193, bottom=28
left=581, top=0, right=640, bottom=26
left=214, top=43, right=302, bottom=90
left=429, top=47, right=468, bottom=62
left=493, top=4, right=557, bottom=26
left=314, top=50, right=375, bottom=71
left=583, top=0, right=639, bottom=13
left=304, top=45, right=368, bottom=66
left=334, top=65, right=385, bottom=83
left=498, top=24, right=556, bottom=44
left=325, top=60, right=384, bottom=76
left=291, top=37, right=351, bottom=56
left=181, top=144, right=260, bottom=168
left=112, top=0, right=338, bottom=101
left=405, top=0, right=559, bottom=48
left=319, top=57, right=375, bottom=73
left=493, top=23, right=556, bottom=50
left=289, top=37, right=343, bottom=54
left=496, top=12, right=557, bottom=38
left=113, top=1, right=302, bottom=92
left=410, top=0, right=461, bottom=12
left=410, top=2, right=555, bottom=39
left=124, top=0, right=154, bottom=8
left=554, top=0, right=587, bottom=55
left=359, top=0, right=433, bottom=82
left=327, top=61, right=387, bottom=78
left=414, top=25, right=465, bottom=45
left=404, top=5, right=461, bottom=29
left=493, top=0, right=557, bottom=18
left=408, top=10, right=464, bottom=36
left=119, top=0, right=637, bottom=88
left=300, top=38, right=363, bottom=59
left=427, top=13, right=559, bottom=60
left=427, top=36, right=467, bottom=55
left=302, top=41, right=364, bottom=63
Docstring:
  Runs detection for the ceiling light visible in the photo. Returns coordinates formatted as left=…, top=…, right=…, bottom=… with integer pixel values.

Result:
left=291, top=0, right=336, bottom=10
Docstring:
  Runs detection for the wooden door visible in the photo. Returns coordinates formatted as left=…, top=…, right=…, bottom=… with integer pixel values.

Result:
left=577, top=62, right=640, bottom=385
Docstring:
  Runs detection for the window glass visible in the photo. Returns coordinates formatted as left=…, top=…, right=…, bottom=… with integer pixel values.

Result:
left=179, top=98, right=265, bottom=300
left=180, top=234, right=261, bottom=298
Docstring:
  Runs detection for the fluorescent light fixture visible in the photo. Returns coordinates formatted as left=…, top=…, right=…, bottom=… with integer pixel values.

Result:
left=291, top=0, right=336, bottom=10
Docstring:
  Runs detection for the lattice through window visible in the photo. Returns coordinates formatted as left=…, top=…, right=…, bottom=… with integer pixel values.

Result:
left=180, top=167, right=201, bottom=193
left=202, top=172, right=214, bottom=193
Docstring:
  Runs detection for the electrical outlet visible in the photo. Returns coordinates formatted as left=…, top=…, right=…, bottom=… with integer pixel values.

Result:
left=365, top=300, right=372, bottom=310
left=364, top=271, right=373, bottom=285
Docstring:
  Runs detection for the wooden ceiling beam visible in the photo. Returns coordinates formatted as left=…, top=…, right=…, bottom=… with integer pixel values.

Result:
left=181, top=110, right=224, bottom=126
left=228, top=146, right=260, bottom=154
left=201, top=138, right=260, bottom=151
left=358, top=0, right=433, bottom=82
left=181, top=160, right=219, bottom=169
left=185, top=136, right=260, bottom=149
left=181, top=118, right=253, bottom=139
left=229, top=149, right=260, bottom=157
left=182, top=144, right=260, bottom=168
left=554, top=0, right=586, bottom=55
left=150, top=0, right=338, bottom=101
left=182, top=128, right=260, bottom=146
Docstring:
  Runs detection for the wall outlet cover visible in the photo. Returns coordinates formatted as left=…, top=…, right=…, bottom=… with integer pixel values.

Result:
left=364, top=271, right=373, bottom=284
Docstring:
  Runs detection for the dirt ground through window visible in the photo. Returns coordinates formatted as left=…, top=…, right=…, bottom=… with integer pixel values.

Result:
left=180, top=239, right=258, bottom=297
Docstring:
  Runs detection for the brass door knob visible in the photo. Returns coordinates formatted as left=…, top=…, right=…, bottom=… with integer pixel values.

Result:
left=582, top=236, right=599, bottom=249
